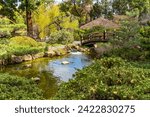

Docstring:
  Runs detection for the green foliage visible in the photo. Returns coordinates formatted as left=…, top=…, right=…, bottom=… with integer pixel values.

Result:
left=105, top=47, right=144, bottom=61
left=33, top=4, right=79, bottom=39
left=139, top=37, right=150, bottom=50
left=0, top=44, right=9, bottom=59
left=0, top=16, right=26, bottom=37
left=140, top=26, right=150, bottom=38
left=0, top=36, right=45, bottom=59
left=126, top=8, right=140, bottom=18
left=111, top=20, right=140, bottom=46
left=82, top=26, right=105, bottom=39
left=9, top=46, right=43, bottom=56
left=0, top=17, right=13, bottom=37
left=9, top=36, right=39, bottom=47
left=105, top=21, right=150, bottom=61
left=8, top=36, right=44, bottom=56
left=0, top=73, right=44, bottom=100
left=54, top=57, right=150, bottom=100
left=47, top=30, right=74, bottom=44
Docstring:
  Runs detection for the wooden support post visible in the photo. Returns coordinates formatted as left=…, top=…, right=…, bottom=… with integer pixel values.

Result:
left=103, top=30, right=106, bottom=40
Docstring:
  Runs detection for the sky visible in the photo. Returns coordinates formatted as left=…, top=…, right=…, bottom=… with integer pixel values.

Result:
left=55, top=0, right=62, bottom=4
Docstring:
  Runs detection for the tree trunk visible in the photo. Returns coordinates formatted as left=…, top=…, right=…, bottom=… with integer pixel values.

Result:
left=25, top=0, right=33, bottom=37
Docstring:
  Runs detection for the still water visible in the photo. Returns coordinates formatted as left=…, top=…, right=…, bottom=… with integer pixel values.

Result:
left=0, top=52, right=92, bottom=99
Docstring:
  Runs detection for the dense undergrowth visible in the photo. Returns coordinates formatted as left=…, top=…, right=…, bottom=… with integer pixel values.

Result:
left=0, top=73, right=44, bottom=100
left=54, top=57, right=150, bottom=100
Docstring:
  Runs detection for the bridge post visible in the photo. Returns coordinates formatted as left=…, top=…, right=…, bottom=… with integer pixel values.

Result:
left=103, top=30, right=106, bottom=40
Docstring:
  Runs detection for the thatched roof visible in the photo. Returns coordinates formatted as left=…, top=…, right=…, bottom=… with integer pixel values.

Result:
left=80, top=17, right=119, bottom=29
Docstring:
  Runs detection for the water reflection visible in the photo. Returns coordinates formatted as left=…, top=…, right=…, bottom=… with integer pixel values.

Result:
left=48, top=53, right=91, bottom=81
left=0, top=52, right=92, bottom=98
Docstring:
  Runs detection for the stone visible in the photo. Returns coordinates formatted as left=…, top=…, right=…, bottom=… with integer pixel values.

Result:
left=24, top=64, right=32, bottom=68
left=22, top=54, right=32, bottom=61
left=11, top=55, right=23, bottom=63
left=0, top=59, right=3, bottom=65
left=55, top=51, right=61, bottom=56
left=32, top=77, right=40, bottom=82
left=61, top=61, right=69, bottom=65
left=32, top=52, right=44, bottom=59
left=45, top=50, right=56, bottom=57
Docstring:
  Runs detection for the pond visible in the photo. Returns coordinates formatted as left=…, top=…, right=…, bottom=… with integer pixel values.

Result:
left=0, top=52, right=92, bottom=99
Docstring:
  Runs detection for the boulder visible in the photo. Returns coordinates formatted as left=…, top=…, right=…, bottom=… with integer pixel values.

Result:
left=45, top=50, right=56, bottom=57
left=32, top=52, right=44, bottom=59
left=55, top=51, right=61, bottom=56
left=22, top=54, right=32, bottom=61
left=11, top=55, right=23, bottom=63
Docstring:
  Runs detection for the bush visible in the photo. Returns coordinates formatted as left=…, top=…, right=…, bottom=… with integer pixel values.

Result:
left=111, top=20, right=140, bottom=46
left=105, top=47, right=144, bottom=61
left=0, top=17, right=26, bottom=38
left=139, top=37, right=150, bottom=50
left=8, top=36, right=44, bottom=56
left=0, top=44, right=10, bottom=59
left=0, top=73, right=44, bottom=100
left=140, top=26, right=150, bottom=38
left=0, top=36, right=45, bottom=59
left=54, top=57, right=150, bottom=100
left=48, top=30, right=74, bottom=44
left=9, top=36, right=39, bottom=47
left=9, top=46, right=43, bottom=56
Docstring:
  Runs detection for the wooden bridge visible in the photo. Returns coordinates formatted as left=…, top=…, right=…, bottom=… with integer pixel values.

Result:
left=81, top=31, right=111, bottom=47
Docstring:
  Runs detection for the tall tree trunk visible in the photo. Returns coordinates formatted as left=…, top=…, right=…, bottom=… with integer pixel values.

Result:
left=25, top=0, right=33, bottom=37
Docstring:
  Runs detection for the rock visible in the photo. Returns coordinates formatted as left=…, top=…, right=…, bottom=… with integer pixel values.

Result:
left=94, top=44, right=98, bottom=48
left=32, top=77, right=40, bottom=82
left=32, top=52, right=44, bottom=59
left=61, top=61, right=69, bottom=65
left=45, top=50, right=56, bottom=57
left=24, top=64, right=32, bottom=68
left=22, top=54, right=32, bottom=61
left=55, top=51, right=61, bottom=56
left=0, top=59, right=3, bottom=65
left=11, top=55, right=23, bottom=63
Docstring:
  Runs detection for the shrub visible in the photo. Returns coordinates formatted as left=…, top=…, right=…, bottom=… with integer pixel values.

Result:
left=9, top=46, right=43, bottom=56
left=9, top=36, right=39, bottom=47
left=0, top=44, right=10, bottom=59
left=105, top=47, right=144, bottom=61
left=48, top=30, right=74, bottom=44
left=140, top=26, right=150, bottom=38
left=0, top=17, right=26, bottom=38
left=54, top=57, right=150, bottom=100
left=111, top=20, right=140, bottom=46
left=8, top=36, right=45, bottom=56
left=0, top=36, right=45, bottom=59
left=0, top=73, right=44, bottom=100
left=139, top=37, right=150, bottom=50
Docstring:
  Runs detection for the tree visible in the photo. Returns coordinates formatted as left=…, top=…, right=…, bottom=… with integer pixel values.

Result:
left=112, top=0, right=129, bottom=15
left=60, top=0, right=93, bottom=25
left=25, top=0, right=33, bottom=37
left=0, top=0, right=49, bottom=37
left=112, top=0, right=150, bottom=20
left=33, top=4, right=79, bottom=39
